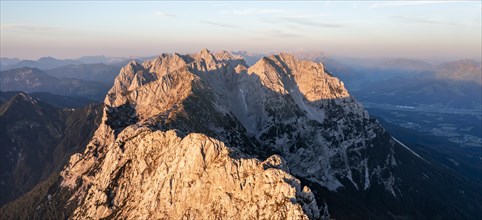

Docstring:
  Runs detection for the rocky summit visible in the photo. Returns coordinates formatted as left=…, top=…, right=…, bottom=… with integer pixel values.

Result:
left=2, top=49, right=479, bottom=219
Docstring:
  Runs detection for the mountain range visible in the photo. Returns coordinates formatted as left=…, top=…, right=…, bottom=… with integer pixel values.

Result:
left=0, top=92, right=102, bottom=206
left=321, top=58, right=481, bottom=110
left=1, top=49, right=479, bottom=219
left=0, top=91, right=96, bottom=108
left=44, top=63, right=120, bottom=84
left=1, top=57, right=83, bottom=71
left=0, top=55, right=152, bottom=72
left=0, top=67, right=110, bottom=101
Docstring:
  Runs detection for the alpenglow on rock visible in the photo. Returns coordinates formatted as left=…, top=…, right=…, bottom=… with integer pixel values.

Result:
left=6, top=49, right=479, bottom=220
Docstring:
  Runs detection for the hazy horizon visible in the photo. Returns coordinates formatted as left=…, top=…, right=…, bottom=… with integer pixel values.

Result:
left=1, top=1, right=481, bottom=60
left=2, top=50, right=480, bottom=66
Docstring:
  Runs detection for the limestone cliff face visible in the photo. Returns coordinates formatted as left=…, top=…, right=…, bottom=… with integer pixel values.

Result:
left=58, top=49, right=325, bottom=219
left=2, top=50, right=480, bottom=220
left=230, top=53, right=389, bottom=193
left=64, top=129, right=318, bottom=219
left=37, top=49, right=397, bottom=219
left=247, top=53, right=349, bottom=101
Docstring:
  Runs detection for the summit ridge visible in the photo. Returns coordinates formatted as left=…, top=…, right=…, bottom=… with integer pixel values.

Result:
left=2, top=49, right=479, bottom=220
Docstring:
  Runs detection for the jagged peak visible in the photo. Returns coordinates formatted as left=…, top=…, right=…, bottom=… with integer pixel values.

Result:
left=200, top=48, right=211, bottom=54
left=127, top=60, right=139, bottom=66
left=234, top=64, right=247, bottom=73
left=248, top=54, right=297, bottom=75
left=120, top=60, right=141, bottom=73
left=199, top=48, right=216, bottom=62
left=146, top=52, right=188, bottom=68
left=214, top=50, right=234, bottom=61
left=248, top=57, right=270, bottom=71
left=172, top=52, right=182, bottom=59
left=247, top=55, right=295, bottom=78
left=107, top=50, right=349, bottom=117
left=277, top=52, right=297, bottom=61
left=245, top=53, right=349, bottom=101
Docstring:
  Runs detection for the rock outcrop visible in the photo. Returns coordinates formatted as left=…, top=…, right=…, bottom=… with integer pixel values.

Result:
left=3, top=49, right=480, bottom=220
left=63, top=128, right=318, bottom=219
left=57, top=49, right=324, bottom=219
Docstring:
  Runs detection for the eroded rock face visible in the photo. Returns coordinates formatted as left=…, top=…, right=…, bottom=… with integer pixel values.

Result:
left=52, top=49, right=391, bottom=219
left=57, top=49, right=327, bottom=219
left=66, top=129, right=318, bottom=219
left=3, top=49, right=480, bottom=220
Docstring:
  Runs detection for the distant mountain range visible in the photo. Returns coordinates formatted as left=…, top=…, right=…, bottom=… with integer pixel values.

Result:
left=0, top=55, right=154, bottom=71
left=1, top=57, right=83, bottom=71
left=357, top=77, right=481, bottom=109
left=0, top=58, right=21, bottom=69
left=325, top=57, right=480, bottom=82
left=1, top=54, right=480, bottom=110
left=226, top=53, right=482, bottom=111
left=436, top=59, right=481, bottom=84
left=0, top=92, right=102, bottom=206
left=0, top=91, right=97, bottom=108
left=317, top=56, right=482, bottom=199
left=1, top=50, right=479, bottom=219
left=75, top=55, right=131, bottom=65
left=321, top=58, right=482, bottom=110
left=0, top=67, right=110, bottom=101
left=44, top=63, right=120, bottom=84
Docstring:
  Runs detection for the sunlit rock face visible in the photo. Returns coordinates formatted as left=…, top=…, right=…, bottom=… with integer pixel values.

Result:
left=64, top=129, right=318, bottom=219
left=57, top=49, right=396, bottom=219
left=58, top=49, right=331, bottom=219
left=14, top=49, right=478, bottom=220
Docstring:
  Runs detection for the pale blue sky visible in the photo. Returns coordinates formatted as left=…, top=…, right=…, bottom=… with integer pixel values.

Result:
left=1, top=1, right=481, bottom=60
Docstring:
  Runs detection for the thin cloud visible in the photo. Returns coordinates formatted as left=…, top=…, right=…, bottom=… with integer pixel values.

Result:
left=264, top=29, right=302, bottom=38
left=279, top=13, right=332, bottom=19
left=251, top=29, right=302, bottom=41
left=0, top=23, right=84, bottom=36
left=155, top=11, right=175, bottom=17
left=370, top=1, right=459, bottom=8
left=219, top=7, right=330, bottom=19
left=279, top=17, right=344, bottom=28
left=219, top=8, right=285, bottom=16
left=393, top=16, right=461, bottom=26
left=211, top=2, right=227, bottom=7
left=201, top=21, right=237, bottom=28
left=1, top=24, right=60, bottom=32
left=257, top=12, right=341, bottom=29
